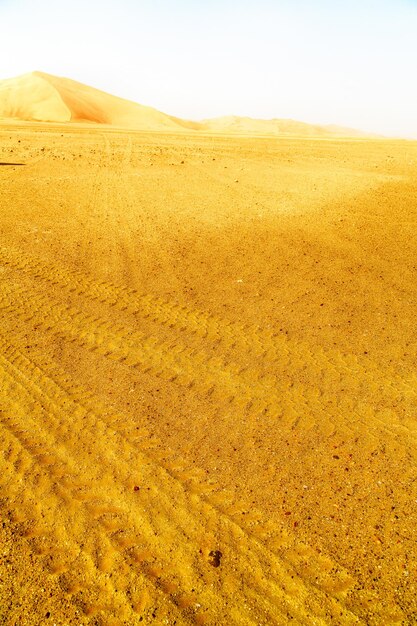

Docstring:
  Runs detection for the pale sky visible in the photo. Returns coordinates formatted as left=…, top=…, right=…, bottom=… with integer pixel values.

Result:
left=1, top=0, right=417, bottom=137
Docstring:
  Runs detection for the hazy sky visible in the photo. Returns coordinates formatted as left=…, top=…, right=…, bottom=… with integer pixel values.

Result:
left=1, top=0, right=417, bottom=137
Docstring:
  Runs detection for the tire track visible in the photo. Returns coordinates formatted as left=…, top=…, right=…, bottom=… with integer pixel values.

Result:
left=106, top=134, right=142, bottom=288
left=0, top=406, right=188, bottom=625
left=0, top=268, right=416, bottom=463
left=76, top=133, right=112, bottom=275
left=0, top=242, right=415, bottom=420
left=0, top=287, right=409, bottom=625
left=0, top=347, right=367, bottom=625
left=0, top=259, right=413, bottom=621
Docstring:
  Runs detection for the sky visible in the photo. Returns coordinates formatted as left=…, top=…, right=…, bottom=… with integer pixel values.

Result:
left=1, top=0, right=417, bottom=137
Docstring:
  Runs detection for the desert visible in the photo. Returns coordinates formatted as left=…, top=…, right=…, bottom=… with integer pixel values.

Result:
left=0, top=72, right=417, bottom=626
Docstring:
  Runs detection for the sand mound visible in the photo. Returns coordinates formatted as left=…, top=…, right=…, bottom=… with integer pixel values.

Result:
left=0, top=72, right=183, bottom=130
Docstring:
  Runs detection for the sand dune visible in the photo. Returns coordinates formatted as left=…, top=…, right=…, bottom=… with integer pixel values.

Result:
left=0, top=72, right=183, bottom=130
left=0, top=73, right=71, bottom=123
left=0, top=71, right=371, bottom=136
left=197, top=115, right=371, bottom=137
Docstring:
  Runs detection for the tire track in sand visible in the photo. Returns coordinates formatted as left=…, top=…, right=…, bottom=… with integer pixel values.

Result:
left=0, top=241, right=415, bottom=414
left=0, top=345, right=368, bottom=625
left=0, top=249, right=413, bottom=624
left=0, top=276, right=408, bottom=623
left=76, top=133, right=112, bottom=276
left=2, top=273, right=415, bottom=469
left=0, top=250, right=416, bottom=462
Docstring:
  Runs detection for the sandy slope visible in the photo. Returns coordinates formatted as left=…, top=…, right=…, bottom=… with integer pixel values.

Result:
left=0, top=72, right=183, bottom=130
left=0, top=125, right=416, bottom=625
left=0, top=72, right=371, bottom=137
left=0, top=73, right=71, bottom=122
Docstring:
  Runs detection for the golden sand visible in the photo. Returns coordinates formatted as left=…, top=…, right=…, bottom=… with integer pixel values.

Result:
left=0, top=72, right=368, bottom=138
left=0, top=124, right=416, bottom=625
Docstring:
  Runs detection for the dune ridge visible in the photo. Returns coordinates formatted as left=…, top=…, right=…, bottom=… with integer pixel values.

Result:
left=0, top=71, right=371, bottom=137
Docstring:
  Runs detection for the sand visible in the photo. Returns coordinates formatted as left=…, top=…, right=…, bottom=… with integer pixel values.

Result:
left=198, top=116, right=370, bottom=137
left=0, top=73, right=183, bottom=130
left=0, top=123, right=416, bottom=625
left=0, top=72, right=371, bottom=138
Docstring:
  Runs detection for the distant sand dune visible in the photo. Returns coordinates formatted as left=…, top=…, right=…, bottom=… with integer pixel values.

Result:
left=0, top=71, right=372, bottom=137
left=197, top=115, right=370, bottom=137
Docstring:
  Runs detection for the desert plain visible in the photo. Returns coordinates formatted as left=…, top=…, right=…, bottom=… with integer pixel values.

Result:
left=0, top=121, right=417, bottom=626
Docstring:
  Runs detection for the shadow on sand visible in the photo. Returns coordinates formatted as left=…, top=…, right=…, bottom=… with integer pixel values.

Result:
left=0, top=162, right=25, bottom=166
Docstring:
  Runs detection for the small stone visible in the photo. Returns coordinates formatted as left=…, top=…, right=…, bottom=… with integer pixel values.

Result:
left=208, top=550, right=222, bottom=567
